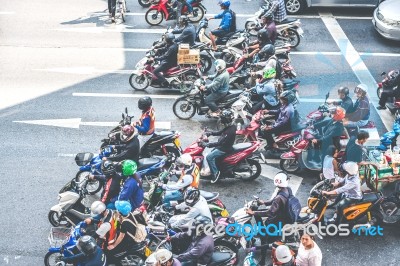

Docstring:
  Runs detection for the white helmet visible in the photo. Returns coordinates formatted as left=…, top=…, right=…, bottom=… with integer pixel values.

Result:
left=354, top=83, right=368, bottom=95
left=342, top=161, right=358, bottom=176
left=214, top=59, right=226, bottom=72
left=90, top=201, right=106, bottom=217
left=155, top=248, right=173, bottom=264
left=176, top=153, right=193, bottom=167
left=275, top=245, right=293, bottom=263
left=274, top=172, right=289, bottom=188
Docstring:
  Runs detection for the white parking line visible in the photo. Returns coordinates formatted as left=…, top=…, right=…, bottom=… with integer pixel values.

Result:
left=319, top=12, right=391, bottom=131
left=0, top=11, right=15, bottom=15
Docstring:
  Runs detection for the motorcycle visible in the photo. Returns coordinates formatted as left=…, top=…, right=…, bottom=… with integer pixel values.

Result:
left=99, top=107, right=134, bottom=149
left=172, top=78, right=244, bottom=120
left=129, top=54, right=201, bottom=92
left=196, top=18, right=245, bottom=47
left=138, top=0, right=151, bottom=8
left=182, top=129, right=262, bottom=181
left=145, top=0, right=207, bottom=26
left=376, top=69, right=400, bottom=114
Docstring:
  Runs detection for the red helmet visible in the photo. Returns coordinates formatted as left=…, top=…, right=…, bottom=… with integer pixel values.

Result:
left=333, top=107, right=346, bottom=121
left=122, top=125, right=135, bottom=137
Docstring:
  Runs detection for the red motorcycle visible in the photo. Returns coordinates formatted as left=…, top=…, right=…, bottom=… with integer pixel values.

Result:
left=145, top=0, right=207, bottom=26
left=129, top=56, right=201, bottom=91
left=182, top=129, right=262, bottom=182
left=377, top=69, right=400, bottom=114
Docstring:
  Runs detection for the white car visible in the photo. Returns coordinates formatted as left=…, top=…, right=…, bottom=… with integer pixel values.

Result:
left=372, top=0, right=400, bottom=41
left=285, top=0, right=383, bottom=15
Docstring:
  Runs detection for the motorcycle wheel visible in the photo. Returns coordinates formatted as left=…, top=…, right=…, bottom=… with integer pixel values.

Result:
left=145, top=9, right=164, bottom=26
left=119, top=253, right=146, bottom=266
left=48, top=211, right=70, bottom=227
left=214, top=239, right=239, bottom=257
left=75, top=170, right=102, bottom=195
left=44, top=251, right=62, bottom=266
left=138, top=0, right=151, bottom=8
left=188, top=7, right=204, bottom=23
left=129, top=73, right=150, bottom=91
left=164, top=146, right=181, bottom=162
left=173, top=97, right=196, bottom=120
left=285, top=0, right=305, bottom=15
left=286, top=28, right=300, bottom=48
left=200, top=54, right=212, bottom=73
left=240, top=158, right=262, bottom=181
left=181, top=71, right=199, bottom=92
left=244, top=21, right=257, bottom=36
left=279, top=158, right=300, bottom=173
left=377, top=87, right=383, bottom=99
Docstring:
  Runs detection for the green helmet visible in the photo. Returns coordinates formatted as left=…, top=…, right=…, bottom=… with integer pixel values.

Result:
left=122, top=160, right=137, bottom=176
left=263, top=68, right=276, bottom=79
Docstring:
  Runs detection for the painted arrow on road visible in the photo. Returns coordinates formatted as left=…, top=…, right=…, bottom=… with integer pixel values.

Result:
left=13, top=118, right=171, bottom=130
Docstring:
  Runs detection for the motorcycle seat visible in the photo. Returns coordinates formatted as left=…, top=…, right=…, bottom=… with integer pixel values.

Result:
left=290, top=123, right=307, bottom=132
left=200, top=190, right=219, bottom=201
left=166, top=66, right=181, bottom=73
left=358, top=193, right=380, bottom=204
left=232, top=143, right=252, bottom=152
left=218, top=91, right=242, bottom=102
left=154, top=131, right=174, bottom=136
left=138, top=157, right=161, bottom=170
left=297, top=212, right=316, bottom=223
left=208, top=252, right=231, bottom=266
left=129, top=241, right=147, bottom=252
left=276, top=18, right=297, bottom=25
left=191, top=42, right=206, bottom=49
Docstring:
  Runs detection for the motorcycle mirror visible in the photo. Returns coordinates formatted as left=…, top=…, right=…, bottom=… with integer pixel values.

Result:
left=125, top=107, right=128, bottom=114
left=325, top=92, right=330, bottom=100
left=122, top=113, right=125, bottom=120
left=381, top=72, right=386, bottom=76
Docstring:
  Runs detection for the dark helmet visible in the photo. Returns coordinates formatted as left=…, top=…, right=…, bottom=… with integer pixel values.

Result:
left=257, top=29, right=270, bottom=44
left=279, top=91, right=295, bottom=104
left=192, top=215, right=212, bottom=236
left=179, top=15, right=190, bottom=27
left=101, top=160, right=116, bottom=176
left=338, top=86, right=349, bottom=96
left=220, top=109, right=234, bottom=126
left=121, top=125, right=135, bottom=140
left=262, top=13, right=273, bottom=21
left=259, top=44, right=275, bottom=59
left=77, top=235, right=97, bottom=256
left=184, top=188, right=201, bottom=207
left=164, top=32, right=175, bottom=44
left=138, top=96, right=152, bottom=111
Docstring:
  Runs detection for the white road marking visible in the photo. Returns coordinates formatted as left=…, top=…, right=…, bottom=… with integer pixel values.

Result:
left=0, top=11, right=15, bottom=15
left=13, top=118, right=171, bottom=129
left=34, top=67, right=132, bottom=75
left=58, top=153, right=76, bottom=157
left=54, top=27, right=166, bottom=34
left=319, top=12, right=391, bottom=131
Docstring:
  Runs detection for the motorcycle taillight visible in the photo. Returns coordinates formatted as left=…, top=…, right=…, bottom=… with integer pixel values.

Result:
left=214, top=199, right=225, bottom=209
left=378, top=82, right=382, bottom=88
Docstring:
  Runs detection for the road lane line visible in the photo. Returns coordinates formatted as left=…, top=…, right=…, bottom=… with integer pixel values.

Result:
left=0, top=11, right=15, bottom=15
left=319, top=11, right=391, bottom=130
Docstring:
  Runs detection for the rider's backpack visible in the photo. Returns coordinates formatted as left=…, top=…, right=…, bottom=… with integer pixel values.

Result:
left=123, top=211, right=148, bottom=243
left=229, top=10, right=237, bottom=32
left=279, top=191, right=301, bottom=223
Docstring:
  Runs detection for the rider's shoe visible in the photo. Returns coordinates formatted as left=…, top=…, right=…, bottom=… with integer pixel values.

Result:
left=210, top=171, right=220, bottom=184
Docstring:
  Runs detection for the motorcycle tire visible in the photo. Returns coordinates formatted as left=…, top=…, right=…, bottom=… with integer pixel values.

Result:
left=145, top=9, right=164, bottom=26
left=75, top=170, right=103, bottom=195
left=118, top=253, right=146, bottom=266
left=286, top=28, right=300, bottom=48
left=129, top=73, right=150, bottom=91
left=164, top=145, right=181, bottom=162
left=138, top=0, right=151, bottom=8
left=377, top=87, right=382, bottom=99
left=173, top=97, right=197, bottom=120
left=48, top=211, right=70, bottom=227
left=187, top=7, right=205, bottom=23
left=285, top=0, right=305, bottom=15
left=44, top=251, right=62, bottom=266
left=242, top=158, right=262, bottom=181
left=221, top=52, right=235, bottom=67
left=279, top=158, right=300, bottom=173
left=244, top=21, right=257, bottom=36
left=200, top=54, right=212, bottom=73
left=214, top=239, right=239, bottom=258
left=181, top=70, right=200, bottom=92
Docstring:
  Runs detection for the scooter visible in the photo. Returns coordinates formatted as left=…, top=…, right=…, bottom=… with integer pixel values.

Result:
left=183, top=129, right=262, bottom=181
left=377, top=69, right=400, bottom=114
left=145, top=0, right=206, bottom=26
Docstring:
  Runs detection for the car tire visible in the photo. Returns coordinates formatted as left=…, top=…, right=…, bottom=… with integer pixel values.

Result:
left=285, top=0, right=306, bottom=15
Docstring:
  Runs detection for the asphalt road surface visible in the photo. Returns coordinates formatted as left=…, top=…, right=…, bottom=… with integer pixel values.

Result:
left=1, top=0, right=400, bottom=265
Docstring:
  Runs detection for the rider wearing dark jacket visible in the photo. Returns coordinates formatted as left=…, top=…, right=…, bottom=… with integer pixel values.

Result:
left=61, top=236, right=107, bottom=266
left=329, top=87, right=353, bottom=113
left=106, top=125, right=140, bottom=163
left=173, top=16, right=196, bottom=46
left=153, top=33, right=179, bottom=87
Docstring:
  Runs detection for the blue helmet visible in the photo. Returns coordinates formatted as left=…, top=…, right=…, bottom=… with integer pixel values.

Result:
left=218, top=0, right=230, bottom=8
left=115, top=200, right=132, bottom=216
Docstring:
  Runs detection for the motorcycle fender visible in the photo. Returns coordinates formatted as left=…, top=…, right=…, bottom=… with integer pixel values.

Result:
left=297, top=27, right=304, bottom=37
left=50, top=204, right=63, bottom=213
left=79, top=165, right=90, bottom=171
left=281, top=151, right=296, bottom=159
left=199, top=3, right=207, bottom=13
left=48, top=247, right=61, bottom=253
left=131, top=70, right=144, bottom=76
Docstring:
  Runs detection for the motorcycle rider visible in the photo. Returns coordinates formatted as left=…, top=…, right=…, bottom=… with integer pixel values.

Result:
left=344, top=84, right=370, bottom=128
left=263, top=0, right=287, bottom=23
left=154, top=249, right=182, bottom=266
left=134, top=96, right=156, bottom=149
left=344, top=130, right=370, bottom=166
left=322, top=161, right=363, bottom=225
left=199, top=59, right=230, bottom=117
left=245, top=29, right=272, bottom=59
left=107, top=201, right=147, bottom=257
left=296, top=233, right=323, bottom=266
left=162, top=153, right=200, bottom=207
left=104, top=125, right=140, bottom=163
left=275, top=245, right=295, bottom=266
left=151, top=33, right=179, bottom=88
left=199, top=110, right=236, bottom=183
left=261, top=91, right=294, bottom=150
left=170, top=217, right=214, bottom=266
left=207, top=0, right=233, bottom=51
left=377, top=69, right=400, bottom=110
left=59, top=236, right=107, bottom=266
left=327, top=87, right=353, bottom=113
left=250, top=71, right=280, bottom=115
left=261, top=13, right=277, bottom=44
left=172, top=15, right=196, bottom=46
left=246, top=172, right=293, bottom=266
left=117, top=160, right=144, bottom=210
left=170, top=188, right=213, bottom=228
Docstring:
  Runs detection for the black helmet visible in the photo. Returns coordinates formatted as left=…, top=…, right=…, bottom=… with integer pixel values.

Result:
left=77, top=235, right=97, bottom=256
left=279, top=91, right=296, bottom=104
left=220, top=109, right=234, bottom=126
left=338, top=86, right=349, bottom=96
left=192, top=215, right=212, bottom=236
left=257, top=29, right=270, bottom=44
left=184, top=188, right=201, bottom=207
left=259, top=44, right=275, bottom=60
left=138, top=96, right=152, bottom=111
left=101, top=160, right=116, bottom=176
left=179, top=15, right=190, bottom=27
left=164, top=32, right=175, bottom=44
left=262, top=13, right=273, bottom=21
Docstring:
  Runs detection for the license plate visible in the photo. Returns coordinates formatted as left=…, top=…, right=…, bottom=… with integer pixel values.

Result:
left=240, top=237, right=247, bottom=249
left=174, top=138, right=181, bottom=148
left=297, top=27, right=304, bottom=36
left=221, top=209, right=229, bottom=217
